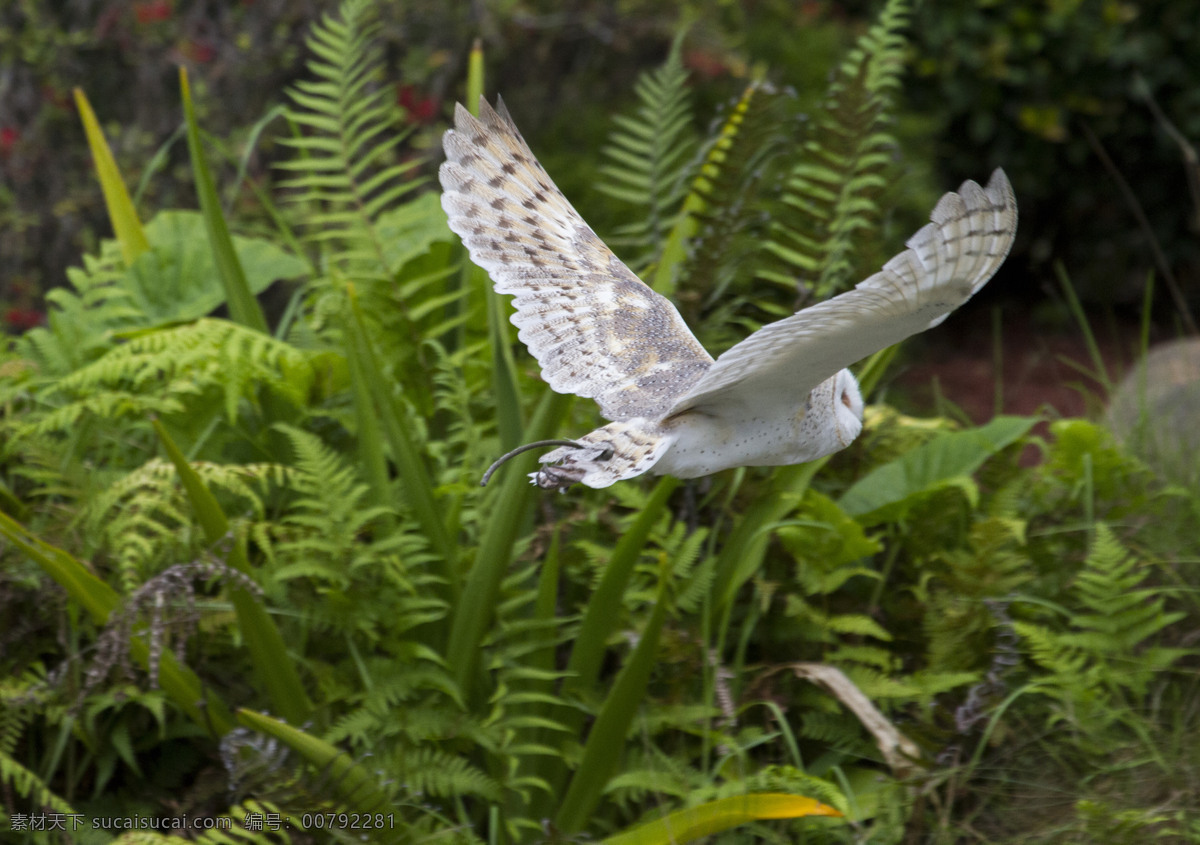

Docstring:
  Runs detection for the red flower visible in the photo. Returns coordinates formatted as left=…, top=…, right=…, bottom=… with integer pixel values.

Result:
left=3, top=308, right=44, bottom=332
left=134, top=0, right=172, bottom=24
left=397, top=85, right=438, bottom=125
left=0, top=127, right=18, bottom=158
left=180, top=39, right=216, bottom=63
left=684, top=49, right=728, bottom=80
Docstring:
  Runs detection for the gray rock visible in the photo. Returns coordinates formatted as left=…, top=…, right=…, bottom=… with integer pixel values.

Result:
left=1108, top=338, right=1200, bottom=486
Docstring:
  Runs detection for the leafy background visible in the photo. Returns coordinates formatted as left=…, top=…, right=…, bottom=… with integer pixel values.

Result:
left=2, top=1, right=1199, bottom=843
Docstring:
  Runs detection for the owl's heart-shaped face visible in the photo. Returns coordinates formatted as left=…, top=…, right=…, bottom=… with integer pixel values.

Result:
left=833, top=368, right=865, bottom=448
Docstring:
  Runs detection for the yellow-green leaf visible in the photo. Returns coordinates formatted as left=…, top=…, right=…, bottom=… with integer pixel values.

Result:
left=73, top=88, right=150, bottom=265
left=603, top=793, right=842, bottom=845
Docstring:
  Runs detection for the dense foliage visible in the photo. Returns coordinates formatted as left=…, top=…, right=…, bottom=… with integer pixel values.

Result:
left=906, top=0, right=1200, bottom=311
left=2, top=1, right=1199, bottom=843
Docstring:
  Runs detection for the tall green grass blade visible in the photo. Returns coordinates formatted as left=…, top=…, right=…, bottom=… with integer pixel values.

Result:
left=236, top=709, right=392, bottom=815
left=446, top=389, right=570, bottom=701
left=466, top=39, right=484, bottom=115
left=487, top=267, right=524, bottom=452
left=73, top=88, right=150, bottom=265
left=179, top=67, right=269, bottom=334
left=564, top=476, right=679, bottom=699
left=457, top=47, right=524, bottom=450
left=854, top=345, right=900, bottom=397
left=0, top=510, right=235, bottom=734
left=0, top=511, right=119, bottom=623
left=555, top=570, right=671, bottom=834
left=1054, top=261, right=1113, bottom=393
left=342, top=283, right=396, bottom=535
left=153, top=419, right=312, bottom=725
left=0, top=477, right=28, bottom=521
left=447, top=42, right=491, bottom=357
left=601, top=793, right=842, bottom=845
left=650, top=84, right=749, bottom=295
left=508, top=526, right=566, bottom=823
left=709, top=461, right=824, bottom=630
left=530, top=477, right=680, bottom=818
left=344, top=287, right=457, bottom=573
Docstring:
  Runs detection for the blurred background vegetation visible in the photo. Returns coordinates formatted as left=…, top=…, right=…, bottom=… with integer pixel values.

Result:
left=3, top=0, right=1199, bottom=326
left=2, top=1, right=1200, bottom=843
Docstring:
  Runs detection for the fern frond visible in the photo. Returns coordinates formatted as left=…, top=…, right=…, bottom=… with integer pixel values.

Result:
left=1015, top=524, right=1192, bottom=737
left=596, top=38, right=698, bottom=265
left=18, top=319, right=316, bottom=442
left=272, top=424, right=394, bottom=584
left=800, top=709, right=871, bottom=750
left=676, top=82, right=801, bottom=333
left=0, top=749, right=77, bottom=818
left=326, top=665, right=460, bottom=747
left=395, top=746, right=503, bottom=802
left=80, top=457, right=282, bottom=590
left=278, top=0, right=421, bottom=277
left=15, top=243, right=136, bottom=377
left=767, top=0, right=911, bottom=302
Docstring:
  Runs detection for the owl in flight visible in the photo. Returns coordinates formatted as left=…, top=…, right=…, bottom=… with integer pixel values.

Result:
left=440, top=98, right=1017, bottom=491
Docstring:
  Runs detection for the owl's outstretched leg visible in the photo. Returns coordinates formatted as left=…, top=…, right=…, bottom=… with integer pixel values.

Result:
left=533, top=421, right=673, bottom=491
left=531, top=442, right=616, bottom=492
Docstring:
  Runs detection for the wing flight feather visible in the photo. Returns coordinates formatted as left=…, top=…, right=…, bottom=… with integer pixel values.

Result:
left=667, top=169, right=1018, bottom=416
left=439, top=97, right=713, bottom=421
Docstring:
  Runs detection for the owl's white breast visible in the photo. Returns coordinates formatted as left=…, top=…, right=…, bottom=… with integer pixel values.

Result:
left=653, top=370, right=863, bottom=478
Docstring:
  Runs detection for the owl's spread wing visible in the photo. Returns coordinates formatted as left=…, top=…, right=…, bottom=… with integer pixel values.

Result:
left=667, top=169, right=1017, bottom=416
left=440, top=97, right=713, bottom=422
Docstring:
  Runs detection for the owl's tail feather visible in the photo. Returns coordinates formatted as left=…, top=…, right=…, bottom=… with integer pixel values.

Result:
left=533, top=421, right=672, bottom=491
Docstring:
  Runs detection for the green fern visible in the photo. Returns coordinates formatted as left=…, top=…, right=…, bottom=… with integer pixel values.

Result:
left=81, top=457, right=281, bottom=591
left=1015, top=524, right=1191, bottom=737
left=18, top=319, right=316, bottom=441
left=0, top=750, right=78, bottom=826
left=276, top=0, right=465, bottom=406
left=674, top=82, right=802, bottom=338
left=0, top=675, right=76, bottom=823
left=273, top=424, right=391, bottom=582
left=266, top=425, right=444, bottom=644
left=767, top=0, right=910, bottom=302
left=277, top=0, right=421, bottom=277
left=14, top=242, right=136, bottom=378
left=596, top=37, right=698, bottom=267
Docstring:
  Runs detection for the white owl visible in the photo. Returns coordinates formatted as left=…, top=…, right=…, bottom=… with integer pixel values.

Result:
left=439, top=98, right=1018, bottom=491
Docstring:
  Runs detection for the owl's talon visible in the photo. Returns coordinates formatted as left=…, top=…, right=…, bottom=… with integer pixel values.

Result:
left=480, top=438, right=590, bottom=486
left=531, top=464, right=584, bottom=491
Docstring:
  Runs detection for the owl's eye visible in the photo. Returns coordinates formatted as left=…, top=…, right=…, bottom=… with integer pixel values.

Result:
left=841, top=390, right=855, bottom=409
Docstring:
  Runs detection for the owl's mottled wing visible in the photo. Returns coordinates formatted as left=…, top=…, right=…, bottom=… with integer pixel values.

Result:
left=440, top=97, right=713, bottom=422
left=668, top=169, right=1017, bottom=416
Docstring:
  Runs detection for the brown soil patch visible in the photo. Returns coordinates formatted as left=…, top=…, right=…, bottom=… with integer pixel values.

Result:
left=892, top=311, right=1142, bottom=424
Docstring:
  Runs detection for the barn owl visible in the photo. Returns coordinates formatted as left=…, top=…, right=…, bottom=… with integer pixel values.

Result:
left=439, top=97, right=1017, bottom=491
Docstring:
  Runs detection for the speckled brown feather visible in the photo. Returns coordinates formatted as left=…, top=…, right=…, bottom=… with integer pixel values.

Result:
left=439, top=97, right=713, bottom=422
left=532, top=421, right=673, bottom=489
